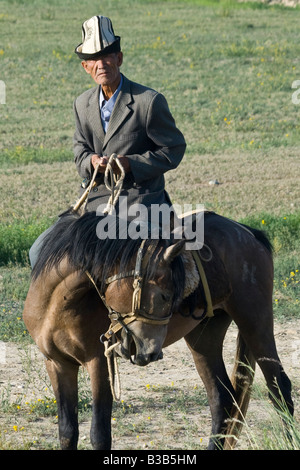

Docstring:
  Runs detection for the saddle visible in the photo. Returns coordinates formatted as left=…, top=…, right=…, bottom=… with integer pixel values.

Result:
left=179, top=209, right=232, bottom=313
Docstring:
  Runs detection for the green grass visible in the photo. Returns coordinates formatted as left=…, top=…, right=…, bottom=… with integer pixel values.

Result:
left=1, top=0, right=300, bottom=155
left=0, top=147, right=72, bottom=167
left=241, top=212, right=300, bottom=254
left=0, top=218, right=53, bottom=265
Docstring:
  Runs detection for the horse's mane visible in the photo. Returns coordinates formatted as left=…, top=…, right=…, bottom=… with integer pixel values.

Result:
left=32, top=211, right=185, bottom=308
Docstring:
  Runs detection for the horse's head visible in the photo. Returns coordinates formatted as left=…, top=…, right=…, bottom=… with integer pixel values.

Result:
left=102, top=239, right=185, bottom=366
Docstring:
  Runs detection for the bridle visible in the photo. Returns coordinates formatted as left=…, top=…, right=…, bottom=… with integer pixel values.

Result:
left=86, top=238, right=173, bottom=345
left=85, top=237, right=214, bottom=402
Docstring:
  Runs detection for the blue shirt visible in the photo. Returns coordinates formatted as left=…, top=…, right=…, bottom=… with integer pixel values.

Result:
left=99, top=75, right=123, bottom=133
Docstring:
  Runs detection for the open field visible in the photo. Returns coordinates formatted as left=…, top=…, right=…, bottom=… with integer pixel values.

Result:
left=0, top=0, right=299, bottom=450
left=1, top=320, right=300, bottom=451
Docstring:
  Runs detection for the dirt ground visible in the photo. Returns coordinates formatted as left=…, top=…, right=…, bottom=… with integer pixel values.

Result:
left=1, top=319, right=299, bottom=450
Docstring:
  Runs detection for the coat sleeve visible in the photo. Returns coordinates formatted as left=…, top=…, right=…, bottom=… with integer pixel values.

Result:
left=73, top=99, right=94, bottom=179
left=127, top=92, right=186, bottom=184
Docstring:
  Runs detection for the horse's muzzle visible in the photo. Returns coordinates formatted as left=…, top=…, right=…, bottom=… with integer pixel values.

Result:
left=131, top=350, right=164, bottom=367
left=115, top=332, right=164, bottom=366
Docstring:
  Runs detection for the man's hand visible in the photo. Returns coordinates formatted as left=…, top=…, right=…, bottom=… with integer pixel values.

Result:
left=91, top=154, right=130, bottom=174
left=91, top=154, right=108, bottom=173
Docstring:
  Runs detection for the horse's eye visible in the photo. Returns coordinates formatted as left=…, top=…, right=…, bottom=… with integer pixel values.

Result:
left=161, top=293, right=171, bottom=303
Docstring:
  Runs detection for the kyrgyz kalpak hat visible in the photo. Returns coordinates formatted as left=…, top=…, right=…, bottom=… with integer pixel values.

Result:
left=75, top=15, right=121, bottom=60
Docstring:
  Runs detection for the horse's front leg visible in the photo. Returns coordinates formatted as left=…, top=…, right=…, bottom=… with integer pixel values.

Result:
left=184, top=310, right=234, bottom=450
left=86, top=355, right=113, bottom=450
left=45, top=359, right=79, bottom=450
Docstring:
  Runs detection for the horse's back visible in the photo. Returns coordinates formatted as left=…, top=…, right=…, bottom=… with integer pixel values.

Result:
left=203, top=211, right=272, bottom=259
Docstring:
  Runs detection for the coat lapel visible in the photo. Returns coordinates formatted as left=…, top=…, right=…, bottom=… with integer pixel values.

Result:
left=103, top=76, right=133, bottom=148
left=86, top=86, right=105, bottom=145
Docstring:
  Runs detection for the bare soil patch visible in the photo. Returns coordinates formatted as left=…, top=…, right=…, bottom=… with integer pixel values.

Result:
left=1, top=319, right=299, bottom=450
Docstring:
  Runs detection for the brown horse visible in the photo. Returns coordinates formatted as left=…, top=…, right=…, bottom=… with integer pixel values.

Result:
left=23, top=210, right=293, bottom=450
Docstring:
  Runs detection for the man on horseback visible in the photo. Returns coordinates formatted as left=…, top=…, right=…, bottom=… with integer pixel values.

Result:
left=73, top=14, right=186, bottom=211
left=29, top=15, right=186, bottom=266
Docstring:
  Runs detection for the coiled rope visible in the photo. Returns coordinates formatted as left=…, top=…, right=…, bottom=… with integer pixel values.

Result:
left=103, top=153, right=125, bottom=215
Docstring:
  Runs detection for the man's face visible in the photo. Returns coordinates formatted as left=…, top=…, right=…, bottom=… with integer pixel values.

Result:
left=81, top=52, right=123, bottom=88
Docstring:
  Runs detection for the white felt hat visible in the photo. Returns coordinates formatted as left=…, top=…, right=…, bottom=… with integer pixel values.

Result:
left=75, top=15, right=121, bottom=60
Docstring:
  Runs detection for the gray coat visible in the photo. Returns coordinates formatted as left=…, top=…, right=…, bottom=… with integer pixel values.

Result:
left=73, top=75, right=186, bottom=211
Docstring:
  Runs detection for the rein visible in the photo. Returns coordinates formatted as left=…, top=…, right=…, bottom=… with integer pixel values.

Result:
left=71, top=153, right=125, bottom=215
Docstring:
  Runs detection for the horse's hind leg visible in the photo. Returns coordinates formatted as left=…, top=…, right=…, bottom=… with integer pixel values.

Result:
left=229, top=298, right=294, bottom=417
left=243, top=327, right=293, bottom=415
left=184, top=309, right=234, bottom=450
left=45, top=359, right=79, bottom=450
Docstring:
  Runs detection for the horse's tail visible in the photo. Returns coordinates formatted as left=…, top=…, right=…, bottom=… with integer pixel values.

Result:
left=223, top=332, right=256, bottom=450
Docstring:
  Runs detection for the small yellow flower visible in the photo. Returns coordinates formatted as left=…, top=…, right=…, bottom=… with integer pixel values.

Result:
left=261, top=219, right=265, bottom=225
left=13, top=425, right=18, bottom=432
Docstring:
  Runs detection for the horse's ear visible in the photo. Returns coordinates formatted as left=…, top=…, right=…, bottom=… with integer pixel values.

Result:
left=163, top=239, right=185, bottom=264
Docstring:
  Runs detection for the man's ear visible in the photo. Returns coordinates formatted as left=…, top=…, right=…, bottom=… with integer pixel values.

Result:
left=81, top=61, right=91, bottom=75
left=117, top=51, right=123, bottom=67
